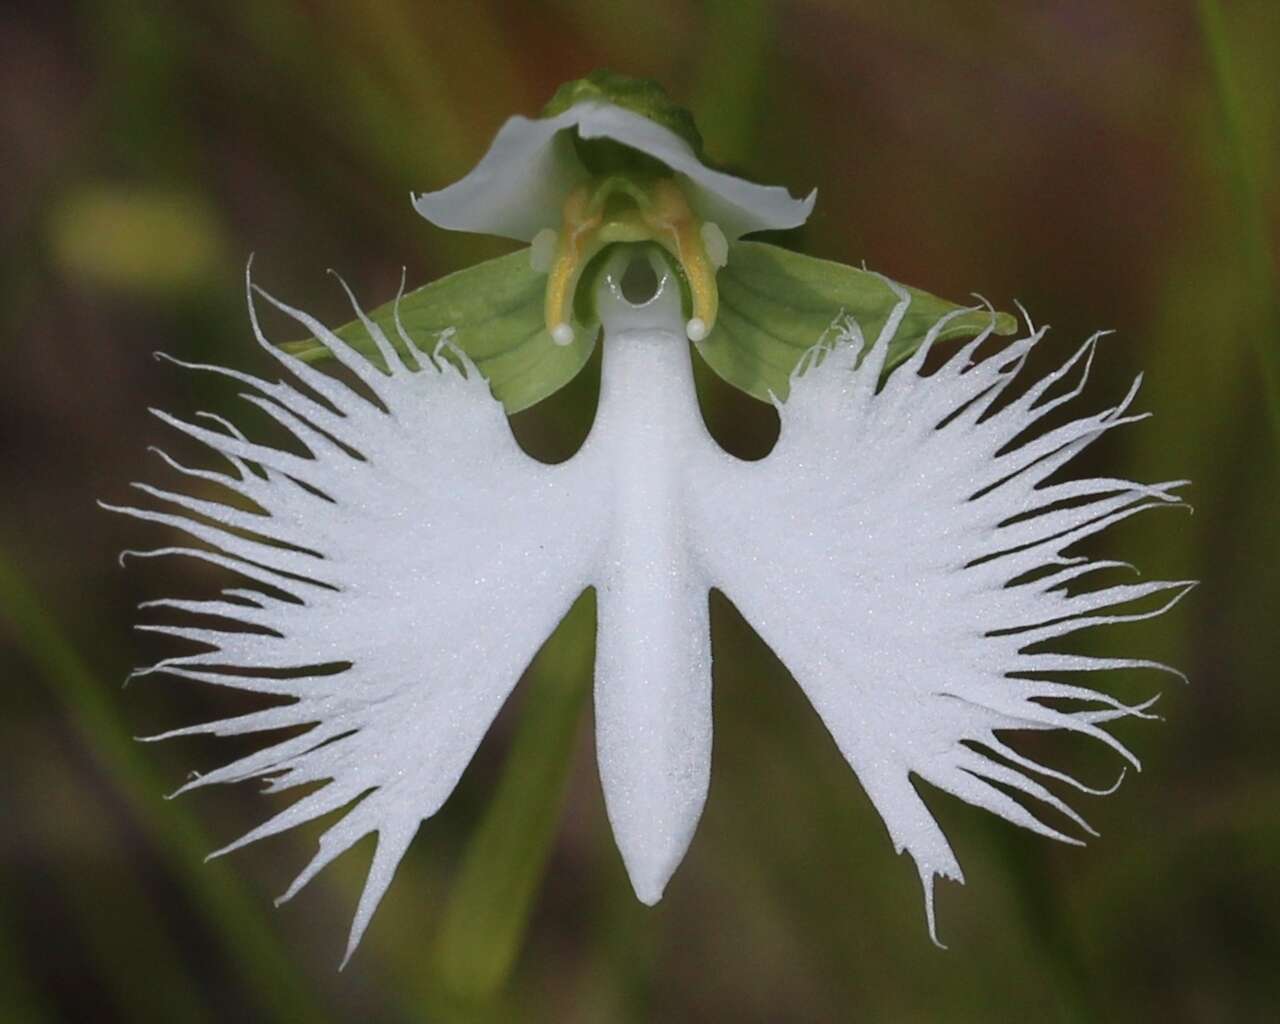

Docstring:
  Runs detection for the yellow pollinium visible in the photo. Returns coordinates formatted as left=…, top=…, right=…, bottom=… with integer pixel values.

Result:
left=538, top=176, right=726, bottom=346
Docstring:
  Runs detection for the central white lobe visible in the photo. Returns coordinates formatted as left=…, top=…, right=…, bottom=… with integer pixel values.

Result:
left=584, top=257, right=717, bottom=903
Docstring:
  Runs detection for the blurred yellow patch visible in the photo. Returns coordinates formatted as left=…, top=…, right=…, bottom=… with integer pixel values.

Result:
left=49, top=185, right=227, bottom=293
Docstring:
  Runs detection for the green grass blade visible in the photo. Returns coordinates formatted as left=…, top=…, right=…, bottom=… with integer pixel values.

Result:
left=1196, top=0, right=1280, bottom=446
left=0, top=902, right=53, bottom=1023
left=430, top=592, right=595, bottom=1003
left=0, top=550, right=328, bottom=1024
left=691, top=0, right=774, bottom=166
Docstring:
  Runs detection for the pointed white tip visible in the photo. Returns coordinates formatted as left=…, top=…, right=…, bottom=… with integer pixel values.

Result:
left=551, top=322, right=574, bottom=346
left=631, top=870, right=669, bottom=907
left=686, top=317, right=708, bottom=342
left=616, top=826, right=688, bottom=908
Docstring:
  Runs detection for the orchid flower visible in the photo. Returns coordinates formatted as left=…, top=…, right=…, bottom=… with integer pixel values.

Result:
left=108, top=72, right=1190, bottom=963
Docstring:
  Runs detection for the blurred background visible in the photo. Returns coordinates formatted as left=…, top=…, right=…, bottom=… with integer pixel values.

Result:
left=2, top=1, right=1278, bottom=1021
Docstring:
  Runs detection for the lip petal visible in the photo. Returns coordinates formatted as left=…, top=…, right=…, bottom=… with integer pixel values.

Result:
left=413, top=101, right=815, bottom=243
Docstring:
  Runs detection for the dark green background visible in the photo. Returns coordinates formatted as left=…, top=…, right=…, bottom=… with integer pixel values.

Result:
left=2, top=1, right=1277, bottom=1021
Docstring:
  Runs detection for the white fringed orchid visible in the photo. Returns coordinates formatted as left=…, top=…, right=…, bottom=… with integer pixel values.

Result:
left=110, top=73, right=1189, bottom=963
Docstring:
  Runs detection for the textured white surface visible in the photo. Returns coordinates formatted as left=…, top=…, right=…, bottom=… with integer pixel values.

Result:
left=114, top=259, right=1187, bottom=959
left=688, top=289, right=1191, bottom=943
left=585, top=267, right=714, bottom=905
left=111, top=272, right=609, bottom=965
left=412, top=102, right=815, bottom=242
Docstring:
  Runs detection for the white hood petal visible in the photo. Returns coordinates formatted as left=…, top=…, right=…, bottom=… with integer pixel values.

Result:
left=413, top=101, right=815, bottom=242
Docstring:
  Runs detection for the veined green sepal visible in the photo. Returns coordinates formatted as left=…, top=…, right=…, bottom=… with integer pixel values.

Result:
left=282, top=240, right=1017, bottom=416
left=697, top=241, right=1019, bottom=404
left=281, top=249, right=597, bottom=415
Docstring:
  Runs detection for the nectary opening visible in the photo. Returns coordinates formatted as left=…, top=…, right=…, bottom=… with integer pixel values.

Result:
left=619, top=250, right=660, bottom=304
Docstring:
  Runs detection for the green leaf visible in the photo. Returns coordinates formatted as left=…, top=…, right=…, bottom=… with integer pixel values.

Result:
left=430, top=593, right=594, bottom=1003
left=699, top=241, right=1019, bottom=404
left=281, top=249, right=597, bottom=414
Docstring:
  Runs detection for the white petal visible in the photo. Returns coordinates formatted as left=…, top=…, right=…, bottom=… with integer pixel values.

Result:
left=412, top=109, right=587, bottom=243
left=688, top=292, right=1189, bottom=944
left=413, top=102, right=814, bottom=242
left=113, top=272, right=607, bottom=960
left=584, top=256, right=715, bottom=903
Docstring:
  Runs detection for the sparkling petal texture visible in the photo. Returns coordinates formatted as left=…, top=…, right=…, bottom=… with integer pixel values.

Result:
left=586, top=265, right=716, bottom=906
left=689, top=285, right=1191, bottom=944
left=110, top=271, right=608, bottom=965
left=115, top=261, right=1186, bottom=959
left=412, top=102, right=815, bottom=242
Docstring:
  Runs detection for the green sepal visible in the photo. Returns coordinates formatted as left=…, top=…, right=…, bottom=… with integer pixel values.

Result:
left=699, top=241, right=1020, bottom=404
left=281, top=249, right=597, bottom=415
left=541, top=70, right=704, bottom=177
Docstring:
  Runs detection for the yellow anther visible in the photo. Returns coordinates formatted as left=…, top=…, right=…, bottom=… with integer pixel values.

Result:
left=544, top=184, right=601, bottom=346
left=641, top=179, right=720, bottom=342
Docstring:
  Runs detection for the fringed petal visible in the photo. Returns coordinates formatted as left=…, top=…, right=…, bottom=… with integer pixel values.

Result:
left=111, top=269, right=606, bottom=960
left=690, top=292, right=1189, bottom=944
